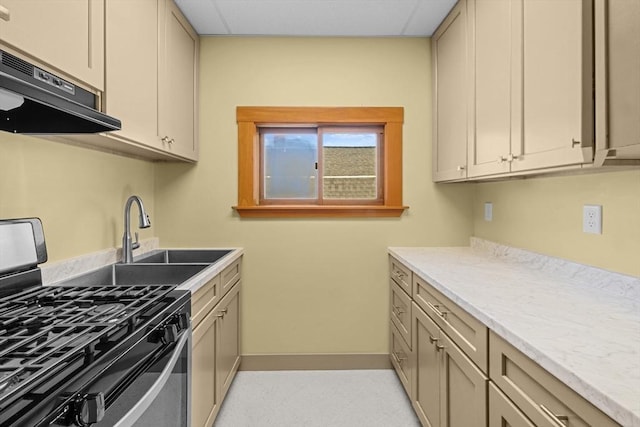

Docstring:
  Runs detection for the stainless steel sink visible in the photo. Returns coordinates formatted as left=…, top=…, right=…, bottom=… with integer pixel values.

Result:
left=58, top=263, right=208, bottom=287
left=134, top=249, right=232, bottom=264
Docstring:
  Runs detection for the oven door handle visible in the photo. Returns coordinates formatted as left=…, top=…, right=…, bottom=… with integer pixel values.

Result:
left=113, top=326, right=191, bottom=427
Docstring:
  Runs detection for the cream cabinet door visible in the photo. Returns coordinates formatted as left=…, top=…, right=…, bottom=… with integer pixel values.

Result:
left=594, top=0, right=640, bottom=164
left=216, top=282, right=241, bottom=403
left=0, top=0, right=104, bottom=90
left=439, top=333, right=487, bottom=427
left=512, top=0, right=594, bottom=172
left=412, top=302, right=441, bottom=427
left=390, top=322, right=413, bottom=397
left=104, top=0, right=161, bottom=150
left=467, top=0, right=513, bottom=178
left=432, top=0, right=469, bottom=182
left=192, top=309, right=218, bottom=427
left=158, top=0, right=199, bottom=161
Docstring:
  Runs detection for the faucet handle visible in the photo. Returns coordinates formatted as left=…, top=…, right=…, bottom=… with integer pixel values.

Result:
left=132, top=232, right=141, bottom=250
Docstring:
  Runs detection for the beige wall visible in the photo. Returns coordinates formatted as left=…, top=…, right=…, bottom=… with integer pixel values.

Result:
left=154, top=37, right=475, bottom=354
left=5, top=36, right=635, bottom=359
left=0, top=133, right=155, bottom=262
left=474, top=169, right=640, bottom=277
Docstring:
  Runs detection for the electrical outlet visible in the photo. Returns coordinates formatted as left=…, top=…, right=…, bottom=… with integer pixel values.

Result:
left=484, top=202, right=493, bottom=221
left=583, top=205, right=602, bottom=234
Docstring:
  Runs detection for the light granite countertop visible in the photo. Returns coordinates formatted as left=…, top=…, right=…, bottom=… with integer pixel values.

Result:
left=389, top=238, right=640, bottom=427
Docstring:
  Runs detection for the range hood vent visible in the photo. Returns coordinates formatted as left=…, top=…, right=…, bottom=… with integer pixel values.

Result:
left=0, top=50, right=121, bottom=134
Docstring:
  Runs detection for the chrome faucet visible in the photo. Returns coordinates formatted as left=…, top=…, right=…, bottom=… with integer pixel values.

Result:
left=121, top=195, right=151, bottom=263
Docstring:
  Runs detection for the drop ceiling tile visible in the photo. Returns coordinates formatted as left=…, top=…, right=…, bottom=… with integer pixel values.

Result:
left=175, top=0, right=229, bottom=34
left=402, top=0, right=456, bottom=36
left=215, top=0, right=419, bottom=36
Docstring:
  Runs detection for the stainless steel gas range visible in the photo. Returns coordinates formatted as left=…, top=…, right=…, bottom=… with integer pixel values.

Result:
left=0, top=218, right=191, bottom=427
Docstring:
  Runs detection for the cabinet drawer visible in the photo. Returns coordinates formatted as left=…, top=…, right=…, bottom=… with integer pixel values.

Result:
left=489, top=382, right=535, bottom=427
left=221, top=258, right=241, bottom=297
left=390, top=280, right=412, bottom=349
left=191, top=275, right=220, bottom=329
left=413, top=275, right=488, bottom=373
left=489, top=332, right=620, bottom=427
left=390, top=322, right=412, bottom=397
left=389, top=256, right=412, bottom=296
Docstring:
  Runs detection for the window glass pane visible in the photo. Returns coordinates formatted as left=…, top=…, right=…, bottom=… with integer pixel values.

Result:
left=322, top=132, right=378, bottom=200
left=263, top=132, right=318, bottom=199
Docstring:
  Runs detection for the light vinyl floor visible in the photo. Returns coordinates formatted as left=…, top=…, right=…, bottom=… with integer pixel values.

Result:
left=214, top=369, right=421, bottom=427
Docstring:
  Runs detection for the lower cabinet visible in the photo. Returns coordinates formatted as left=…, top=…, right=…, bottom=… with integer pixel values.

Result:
left=390, top=322, right=412, bottom=396
left=412, top=302, right=487, bottom=427
left=489, top=382, right=536, bottom=427
left=192, top=306, right=219, bottom=427
left=215, top=283, right=241, bottom=404
left=489, top=331, right=620, bottom=427
left=191, top=258, right=242, bottom=427
left=389, top=254, right=621, bottom=427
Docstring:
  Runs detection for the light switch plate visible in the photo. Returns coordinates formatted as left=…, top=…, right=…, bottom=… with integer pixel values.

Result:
left=583, top=205, right=602, bottom=234
left=484, top=202, right=493, bottom=221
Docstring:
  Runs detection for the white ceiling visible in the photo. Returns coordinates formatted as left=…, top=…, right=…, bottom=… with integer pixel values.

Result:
left=175, top=0, right=457, bottom=37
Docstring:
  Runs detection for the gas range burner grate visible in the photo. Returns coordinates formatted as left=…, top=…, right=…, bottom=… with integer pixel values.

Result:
left=0, top=284, right=176, bottom=407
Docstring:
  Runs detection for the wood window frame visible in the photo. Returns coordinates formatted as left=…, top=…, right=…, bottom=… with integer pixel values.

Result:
left=234, top=106, right=408, bottom=218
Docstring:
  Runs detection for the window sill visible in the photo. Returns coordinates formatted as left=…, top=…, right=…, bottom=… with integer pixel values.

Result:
left=233, top=205, right=409, bottom=218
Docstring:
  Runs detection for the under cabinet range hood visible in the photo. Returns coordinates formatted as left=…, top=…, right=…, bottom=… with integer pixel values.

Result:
left=0, top=49, right=121, bottom=134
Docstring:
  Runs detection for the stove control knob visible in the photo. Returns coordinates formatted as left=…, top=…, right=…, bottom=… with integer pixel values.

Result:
left=164, top=324, right=179, bottom=343
left=174, top=312, right=190, bottom=330
left=76, top=392, right=105, bottom=426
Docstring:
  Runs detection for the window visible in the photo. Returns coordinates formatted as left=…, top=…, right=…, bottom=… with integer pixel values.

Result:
left=260, top=126, right=383, bottom=204
left=234, top=107, right=407, bottom=218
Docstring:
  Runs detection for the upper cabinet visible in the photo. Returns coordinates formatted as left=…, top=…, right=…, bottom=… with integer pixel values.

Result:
left=468, top=0, right=592, bottom=178
left=101, top=0, right=199, bottom=161
left=1, top=0, right=198, bottom=162
left=0, top=0, right=104, bottom=91
left=432, top=0, right=469, bottom=182
left=594, top=0, right=640, bottom=166
left=514, top=0, right=593, bottom=173
left=104, top=0, right=161, bottom=152
left=158, top=0, right=199, bottom=160
left=466, top=0, right=512, bottom=177
left=435, top=0, right=639, bottom=182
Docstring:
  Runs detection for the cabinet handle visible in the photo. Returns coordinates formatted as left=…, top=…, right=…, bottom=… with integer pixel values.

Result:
left=0, top=5, right=9, bottom=21
left=571, top=138, right=581, bottom=147
left=456, top=165, right=466, bottom=171
left=507, top=153, right=519, bottom=162
left=427, top=302, right=447, bottom=319
left=162, top=136, right=170, bottom=144
left=216, top=307, right=228, bottom=318
left=497, top=156, right=507, bottom=164
left=168, top=138, right=174, bottom=145
left=539, top=404, right=569, bottom=427
left=429, top=335, right=438, bottom=344
left=392, top=306, right=405, bottom=316
left=393, top=351, right=407, bottom=365
left=435, top=343, right=445, bottom=352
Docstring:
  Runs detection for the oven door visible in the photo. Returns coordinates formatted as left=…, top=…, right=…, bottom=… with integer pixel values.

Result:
left=95, top=327, right=191, bottom=427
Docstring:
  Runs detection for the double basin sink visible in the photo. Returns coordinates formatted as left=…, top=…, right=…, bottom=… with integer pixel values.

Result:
left=60, top=250, right=232, bottom=287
